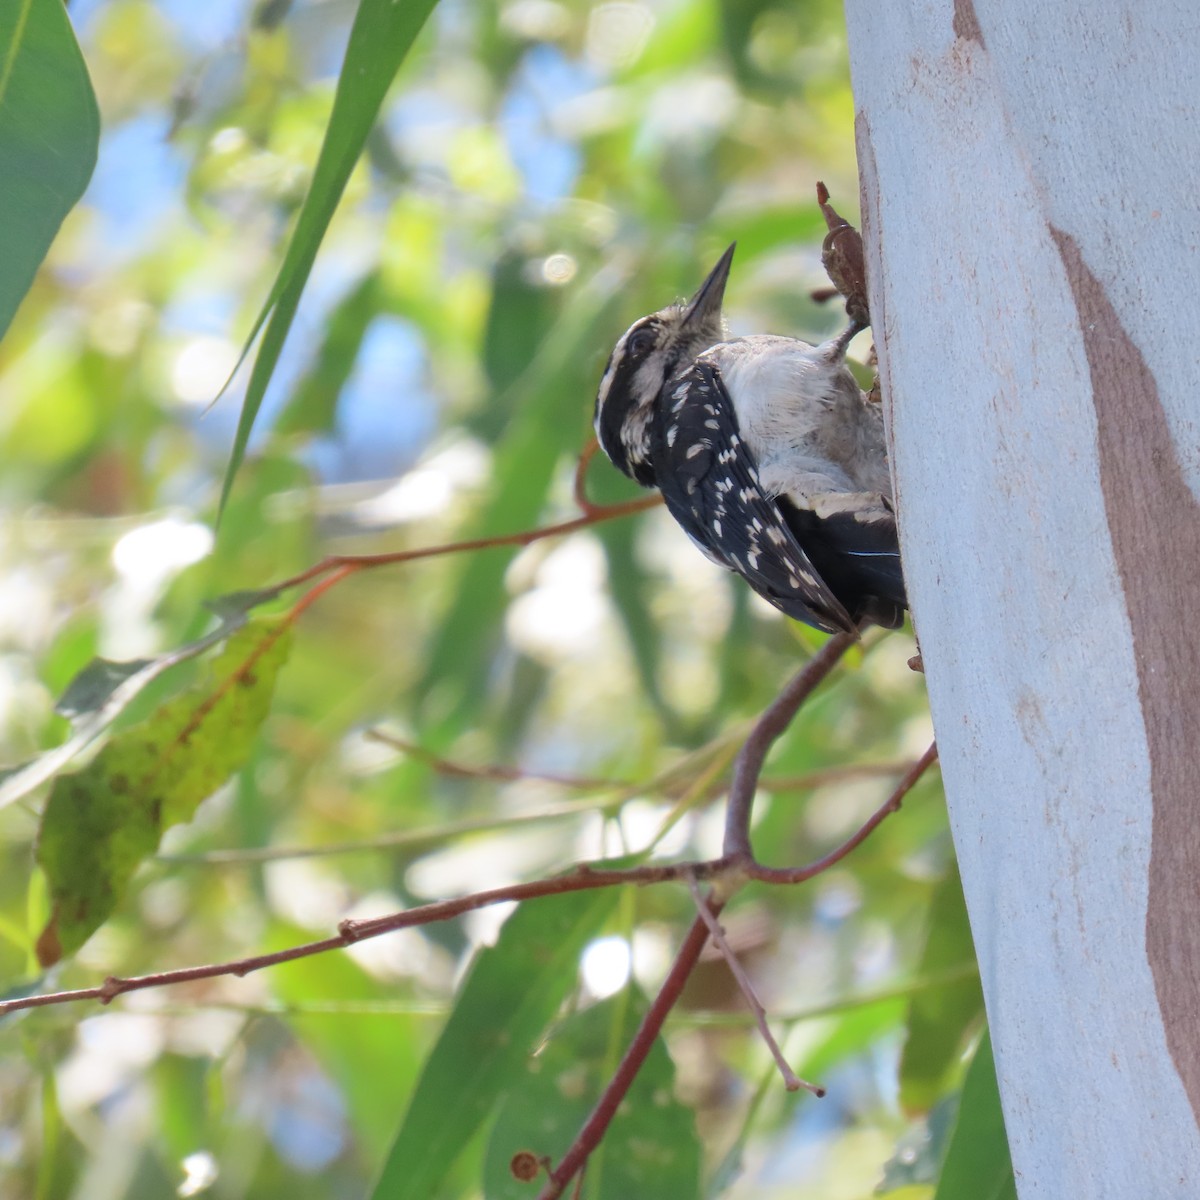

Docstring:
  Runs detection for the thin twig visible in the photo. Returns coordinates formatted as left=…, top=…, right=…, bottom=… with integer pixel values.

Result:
left=160, top=756, right=918, bottom=867
left=684, top=875, right=823, bottom=1096
left=528, top=739, right=937, bottom=1198
left=286, top=563, right=356, bottom=620
left=158, top=798, right=618, bottom=865
left=723, top=632, right=856, bottom=859
left=369, top=729, right=912, bottom=802
left=0, top=859, right=735, bottom=1019
left=164, top=728, right=753, bottom=866
left=133, top=961, right=979, bottom=1023
left=749, top=741, right=939, bottom=884
left=4, top=750, right=934, bottom=1022
left=536, top=902, right=723, bottom=1200
left=646, top=738, right=743, bottom=851
left=365, top=731, right=614, bottom=791
left=764, top=759, right=918, bottom=793
left=5, top=408, right=936, bottom=1196
left=687, top=961, right=980, bottom=1029
left=278, top=502, right=661, bottom=592
left=374, top=731, right=912, bottom=800
left=274, top=446, right=660, bottom=596
left=573, top=438, right=603, bottom=515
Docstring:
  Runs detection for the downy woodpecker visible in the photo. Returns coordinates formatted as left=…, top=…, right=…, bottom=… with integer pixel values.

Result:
left=594, top=244, right=906, bottom=634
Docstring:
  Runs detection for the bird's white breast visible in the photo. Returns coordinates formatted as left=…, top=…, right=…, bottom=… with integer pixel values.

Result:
left=699, top=335, right=892, bottom=501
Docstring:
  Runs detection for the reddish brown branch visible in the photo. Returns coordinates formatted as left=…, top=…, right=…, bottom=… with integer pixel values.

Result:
left=723, top=632, right=856, bottom=859
left=334, top=860, right=729, bottom=941
left=0, top=738, right=930, bottom=1020
left=5, top=605, right=931, bottom=1200
left=537, top=900, right=723, bottom=1200
left=529, top=728, right=932, bottom=1200
left=274, top=443, right=660, bottom=599
left=278, top=500, right=662, bottom=592
left=0, top=360, right=940, bottom=1200
left=0, top=859, right=736, bottom=1019
left=573, top=437, right=603, bottom=514
left=749, top=741, right=939, bottom=884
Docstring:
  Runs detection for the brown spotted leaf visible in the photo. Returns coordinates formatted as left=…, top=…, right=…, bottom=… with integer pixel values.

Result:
left=35, top=616, right=292, bottom=966
left=0, top=587, right=283, bottom=813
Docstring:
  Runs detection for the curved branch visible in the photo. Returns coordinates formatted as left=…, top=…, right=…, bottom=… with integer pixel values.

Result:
left=723, top=632, right=856, bottom=858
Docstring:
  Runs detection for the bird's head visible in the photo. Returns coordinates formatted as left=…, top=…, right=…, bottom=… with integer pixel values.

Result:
left=594, top=243, right=735, bottom=485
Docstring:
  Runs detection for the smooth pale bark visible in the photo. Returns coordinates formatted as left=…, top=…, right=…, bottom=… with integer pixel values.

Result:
left=843, top=2, right=1200, bottom=1195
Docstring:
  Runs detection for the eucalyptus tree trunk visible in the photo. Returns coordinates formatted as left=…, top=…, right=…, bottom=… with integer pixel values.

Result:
left=843, top=2, right=1200, bottom=1194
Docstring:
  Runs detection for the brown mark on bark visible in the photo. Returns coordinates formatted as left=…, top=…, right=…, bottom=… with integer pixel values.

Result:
left=1051, top=226, right=1200, bottom=1127
left=953, top=0, right=985, bottom=46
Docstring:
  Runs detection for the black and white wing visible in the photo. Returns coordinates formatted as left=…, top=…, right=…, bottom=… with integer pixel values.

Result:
left=779, top=497, right=906, bottom=630
left=650, top=360, right=856, bottom=634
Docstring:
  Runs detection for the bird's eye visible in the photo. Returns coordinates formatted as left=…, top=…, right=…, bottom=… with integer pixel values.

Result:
left=627, top=328, right=656, bottom=356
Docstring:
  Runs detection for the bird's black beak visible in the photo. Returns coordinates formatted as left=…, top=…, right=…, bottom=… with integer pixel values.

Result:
left=682, top=243, right=735, bottom=328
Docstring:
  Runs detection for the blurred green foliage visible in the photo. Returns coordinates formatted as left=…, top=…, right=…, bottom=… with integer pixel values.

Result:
left=36, top=616, right=292, bottom=966
left=0, top=0, right=1009, bottom=1197
left=0, top=0, right=98, bottom=341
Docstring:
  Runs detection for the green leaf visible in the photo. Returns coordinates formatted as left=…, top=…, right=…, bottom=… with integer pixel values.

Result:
left=35, top=616, right=292, bottom=966
left=0, top=588, right=283, bottom=812
left=274, top=271, right=381, bottom=436
left=268, top=923, right=430, bottom=1160
left=879, top=1095, right=958, bottom=1192
left=712, top=991, right=913, bottom=1195
left=37, top=1067, right=81, bottom=1200
left=152, top=1054, right=211, bottom=1167
left=477, top=250, right=558, bottom=434
left=415, top=272, right=624, bottom=739
left=484, top=986, right=701, bottom=1200
left=369, top=886, right=619, bottom=1200
left=900, top=864, right=984, bottom=1110
left=593, top=517, right=684, bottom=738
left=0, top=0, right=98, bottom=341
left=934, top=1030, right=1016, bottom=1200
left=217, top=0, right=438, bottom=517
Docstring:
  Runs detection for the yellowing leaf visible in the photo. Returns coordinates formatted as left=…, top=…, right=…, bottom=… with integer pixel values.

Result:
left=35, top=617, right=292, bottom=966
